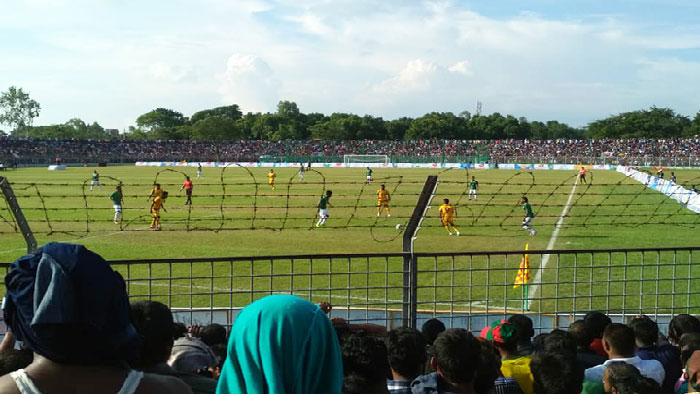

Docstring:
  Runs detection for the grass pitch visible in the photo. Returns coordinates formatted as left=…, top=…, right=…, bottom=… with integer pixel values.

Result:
left=1, top=166, right=699, bottom=315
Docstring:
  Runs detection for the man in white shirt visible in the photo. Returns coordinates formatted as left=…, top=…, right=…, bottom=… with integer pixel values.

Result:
left=584, top=323, right=665, bottom=386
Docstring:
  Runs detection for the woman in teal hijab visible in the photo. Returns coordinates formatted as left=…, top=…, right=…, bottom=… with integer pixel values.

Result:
left=216, top=295, right=343, bottom=394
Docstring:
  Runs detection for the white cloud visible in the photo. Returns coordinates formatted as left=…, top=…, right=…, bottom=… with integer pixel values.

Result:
left=218, top=54, right=281, bottom=113
left=448, top=61, right=473, bottom=76
left=373, top=59, right=439, bottom=93
left=149, top=63, right=194, bottom=82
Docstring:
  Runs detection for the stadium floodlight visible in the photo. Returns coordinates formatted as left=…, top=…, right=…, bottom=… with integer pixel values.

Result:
left=343, top=155, right=390, bottom=166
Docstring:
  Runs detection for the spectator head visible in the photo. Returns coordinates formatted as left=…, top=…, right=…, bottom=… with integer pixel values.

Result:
left=199, top=323, right=227, bottom=347
left=604, top=361, right=661, bottom=394
left=168, top=336, right=218, bottom=374
left=474, top=338, right=499, bottom=394
left=669, top=314, right=700, bottom=345
left=569, top=320, right=593, bottom=350
left=508, top=314, right=535, bottom=344
left=681, top=333, right=700, bottom=366
left=584, top=311, right=612, bottom=339
left=531, top=352, right=583, bottom=394
left=602, top=323, right=636, bottom=358
left=218, top=295, right=343, bottom=394
left=341, top=333, right=389, bottom=394
left=543, top=329, right=576, bottom=357
left=421, top=318, right=446, bottom=345
left=385, top=327, right=426, bottom=380
left=130, top=300, right=174, bottom=369
left=481, top=320, right=518, bottom=354
left=629, top=315, right=659, bottom=347
left=3, top=243, right=141, bottom=365
left=173, top=323, right=187, bottom=339
left=431, top=329, right=481, bottom=389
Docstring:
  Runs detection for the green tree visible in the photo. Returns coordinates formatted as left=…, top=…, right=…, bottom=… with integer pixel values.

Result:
left=190, top=105, right=242, bottom=124
left=0, top=86, right=41, bottom=137
left=136, top=108, right=185, bottom=131
left=191, top=116, right=240, bottom=140
left=405, top=112, right=464, bottom=140
left=386, top=117, right=413, bottom=140
left=586, top=107, right=689, bottom=139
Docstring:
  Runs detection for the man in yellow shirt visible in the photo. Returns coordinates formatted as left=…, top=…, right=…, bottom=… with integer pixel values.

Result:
left=481, top=320, right=534, bottom=394
left=150, top=191, right=168, bottom=231
left=147, top=183, right=163, bottom=202
left=267, top=169, right=276, bottom=190
left=376, top=184, right=391, bottom=217
left=438, top=198, right=460, bottom=236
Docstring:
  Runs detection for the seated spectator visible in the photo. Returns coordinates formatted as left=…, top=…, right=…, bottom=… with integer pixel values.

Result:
left=630, top=315, right=681, bottom=394
left=570, top=320, right=606, bottom=369
left=217, top=295, right=343, bottom=394
left=411, top=328, right=481, bottom=394
left=603, top=361, right=661, bottom=394
left=583, top=323, right=665, bottom=387
left=168, top=336, right=218, bottom=377
left=669, top=314, right=700, bottom=346
left=481, top=321, right=534, bottom=394
left=530, top=352, right=583, bottom=394
left=508, top=315, right=539, bottom=356
left=385, top=327, right=426, bottom=393
left=130, top=300, right=217, bottom=394
left=584, top=312, right=612, bottom=359
left=342, top=332, right=389, bottom=394
left=475, top=338, right=522, bottom=394
left=421, top=318, right=446, bottom=346
left=198, top=324, right=227, bottom=348
left=0, top=242, right=191, bottom=393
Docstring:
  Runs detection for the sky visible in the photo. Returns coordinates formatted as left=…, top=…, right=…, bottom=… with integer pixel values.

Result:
left=1, top=0, right=700, bottom=131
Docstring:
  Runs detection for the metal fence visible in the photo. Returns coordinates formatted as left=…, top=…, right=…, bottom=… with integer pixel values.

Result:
left=3, top=246, right=694, bottom=334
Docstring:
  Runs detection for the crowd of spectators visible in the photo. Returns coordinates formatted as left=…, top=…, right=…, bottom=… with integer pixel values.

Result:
left=3, top=242, right=700, bottom=393
left=3, top=136, right=700, bottom=165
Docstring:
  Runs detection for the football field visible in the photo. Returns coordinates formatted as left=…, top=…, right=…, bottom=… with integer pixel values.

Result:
left=1, top=166, right=699, bottom=314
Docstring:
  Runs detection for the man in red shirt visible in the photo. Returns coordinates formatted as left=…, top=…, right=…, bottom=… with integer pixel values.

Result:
left=579, top=166, right=587, bottom=184
left=180, top=176, right=193, bottom=205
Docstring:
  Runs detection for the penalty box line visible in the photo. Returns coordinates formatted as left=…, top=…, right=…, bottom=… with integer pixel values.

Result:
left=527, top=179, right=579, bottom=305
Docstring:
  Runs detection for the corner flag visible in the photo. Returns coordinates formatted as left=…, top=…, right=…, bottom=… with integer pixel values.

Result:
left=513, top=243, right=530, bottom=289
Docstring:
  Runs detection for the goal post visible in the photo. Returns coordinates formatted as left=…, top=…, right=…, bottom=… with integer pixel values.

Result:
left=343, top=155, right=390, bottom=166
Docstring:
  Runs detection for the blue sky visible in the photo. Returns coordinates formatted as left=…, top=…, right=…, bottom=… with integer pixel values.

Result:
left=1, top=0, right=699, bottom=131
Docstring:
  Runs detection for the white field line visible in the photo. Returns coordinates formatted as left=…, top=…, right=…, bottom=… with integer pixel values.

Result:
left=527, top=179, right=579, bottom=304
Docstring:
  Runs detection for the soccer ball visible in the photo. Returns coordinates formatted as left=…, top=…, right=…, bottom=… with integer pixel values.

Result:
left=396, top=223, right=402, bottom=230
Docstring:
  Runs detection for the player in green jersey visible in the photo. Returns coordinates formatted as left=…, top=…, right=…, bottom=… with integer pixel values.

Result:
left=520, top=196, right=536, bottom=236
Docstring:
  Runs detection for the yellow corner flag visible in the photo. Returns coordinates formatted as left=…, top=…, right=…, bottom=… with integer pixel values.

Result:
left=513, top=243, right=530, bottom=289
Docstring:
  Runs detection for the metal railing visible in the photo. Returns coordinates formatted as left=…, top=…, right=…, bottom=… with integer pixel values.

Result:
left=3, top=246, right=694, bottom=333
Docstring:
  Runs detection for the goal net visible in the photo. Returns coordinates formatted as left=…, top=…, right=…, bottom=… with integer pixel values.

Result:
left=343, top=155, right=390, bottom=166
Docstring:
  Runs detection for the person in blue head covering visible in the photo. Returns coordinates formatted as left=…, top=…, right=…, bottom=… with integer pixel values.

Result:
left=0, top=242, right=191, bottom=394
left=216, top=295, right=343, bottom=394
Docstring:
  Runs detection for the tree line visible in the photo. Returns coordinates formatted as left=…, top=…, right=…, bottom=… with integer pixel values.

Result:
left=2, top=86, right=700, bottom=140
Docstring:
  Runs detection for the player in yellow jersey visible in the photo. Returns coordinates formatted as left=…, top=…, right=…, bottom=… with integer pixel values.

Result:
left=147, top=183, right=163, bottom=201
left=376, top=184, right=391, bottom=217
left=150, top=191, right=168, bottom=231
left=438, top=198, right=460, bottom=236
left=268, top=169, right=276, bottom=190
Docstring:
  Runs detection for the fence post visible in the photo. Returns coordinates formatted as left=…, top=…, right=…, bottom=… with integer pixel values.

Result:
left=0, top=176, right=37, bottom=253
left=402, top=175, right=438, bottom=328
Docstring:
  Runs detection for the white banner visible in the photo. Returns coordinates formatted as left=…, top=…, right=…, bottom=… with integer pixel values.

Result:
left=617, top=165, right=700, bottom=214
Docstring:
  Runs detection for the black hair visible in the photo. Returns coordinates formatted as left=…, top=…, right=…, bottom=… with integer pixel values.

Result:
left=669, top=314, right=700, bottom=344
left=185, top=176, right=190, bottom=180
left=474, top=338, right=498, bottom=394
left=380, top=184, right=385, bottom=189
left=421, top=318, right=446, bottom=345
left=385, top=327, right=427, bottom=380
left=606, top=361, right=661, bottom=394
left=432, top=329, right=481, bottom=385
left=341, top=332, right=389, bottom=387
left=508, top=314, right=535, bottom=342
left=155, top=183, right=161, bottom=188
left=603, top=323, right=635, bottom=356
left=569, top=320, right=593, bottom=349
left=173, top=322, right=187, bottom=339
left=543, top=329, right=576, bottom=358
left=343, top=372, right=385, bottom=394
left=443, top=198, right=450, bottom=204
left=530, top=352, right=583, bottom=394
left=326, top=190, right=333, bottom=197
left=200, top=323, right=227, bottom=347
left=521, top=196, right=528, bottom=203
left=629, top=316, right=659, bottom=347
left=583, top=311, right=612, bottom=339
left=679, top=332, right=700, bottom=365
left=210, top=343, right=227, bottom=369
left=130, top=300, right=175, bottom=368
left=162, top=190, right=169, bottom=198
left=0, top=348, right=33, bottom=376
